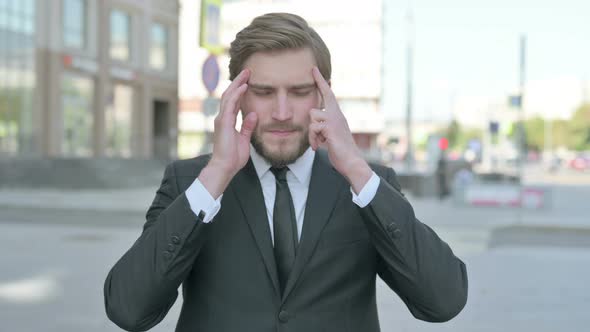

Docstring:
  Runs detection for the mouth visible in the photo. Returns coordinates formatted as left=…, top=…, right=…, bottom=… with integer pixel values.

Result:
left=267, top=130, right=296, bottom=137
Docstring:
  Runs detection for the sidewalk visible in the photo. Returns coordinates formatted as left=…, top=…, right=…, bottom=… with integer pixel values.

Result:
left=1, top=186, right=588, bottom=230
left=0, top=187, right=156, bottom=213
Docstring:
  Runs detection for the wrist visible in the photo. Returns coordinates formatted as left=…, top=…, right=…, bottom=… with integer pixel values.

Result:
left=207, top=157, right=236, bottom=176
left=198, top=161, right=235, bottom=199
left=342, top=157, right=373, bottom=194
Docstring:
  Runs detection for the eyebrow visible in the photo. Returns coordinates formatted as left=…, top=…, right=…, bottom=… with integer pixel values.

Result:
left=249, top=83, right=316, bottom=90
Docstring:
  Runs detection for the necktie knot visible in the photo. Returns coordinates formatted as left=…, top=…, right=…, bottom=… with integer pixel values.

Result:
left=270, top=167, right=289, bottom=182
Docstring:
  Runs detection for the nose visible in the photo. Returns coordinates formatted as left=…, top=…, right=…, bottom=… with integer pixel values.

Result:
left=272, top=92, right=292, bottom=121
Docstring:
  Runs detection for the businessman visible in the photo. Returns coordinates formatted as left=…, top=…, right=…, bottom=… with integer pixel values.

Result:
left=104, top=12, right=468, bottom=332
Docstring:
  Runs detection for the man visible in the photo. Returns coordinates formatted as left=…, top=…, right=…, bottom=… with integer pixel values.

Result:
left=104, top=13, right=467, bottom=332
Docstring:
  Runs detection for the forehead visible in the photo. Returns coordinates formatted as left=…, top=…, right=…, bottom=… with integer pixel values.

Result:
left=243, top=48, right=317, bottom=86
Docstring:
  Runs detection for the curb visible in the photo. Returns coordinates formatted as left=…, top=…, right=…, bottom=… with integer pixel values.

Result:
left=489, top=225, right=590, bottom=249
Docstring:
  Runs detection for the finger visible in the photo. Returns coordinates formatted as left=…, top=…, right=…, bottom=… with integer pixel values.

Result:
left=310, top=108, right=328, bottom=123
left=221, top=83, right=248, bottom=126
left=308, top=126, right=318, bottom=150
left=308, top=122, right=326, bottom=150
left=226, top=83, right=248, bottom=115
left=220, top=69, right=250, bottom=113
left=239, top=112, right=258, bottom=140
left=311, top=67, right=335, bottom=105
left=227, top=68, right=250, bottom=93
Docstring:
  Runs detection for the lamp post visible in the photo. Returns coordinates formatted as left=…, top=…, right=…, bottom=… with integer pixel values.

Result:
left=404, top=3, right=415, bottom=170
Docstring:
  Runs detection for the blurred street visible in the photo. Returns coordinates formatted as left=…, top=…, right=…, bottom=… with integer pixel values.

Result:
left=1, top=165, right=590, bottom=332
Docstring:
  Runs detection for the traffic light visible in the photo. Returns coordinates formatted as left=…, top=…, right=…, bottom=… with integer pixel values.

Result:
left=438, top=137, right=449, bottom=151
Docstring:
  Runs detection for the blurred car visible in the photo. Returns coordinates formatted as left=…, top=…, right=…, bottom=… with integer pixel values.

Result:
left=568, top=154, right=590, bottom=171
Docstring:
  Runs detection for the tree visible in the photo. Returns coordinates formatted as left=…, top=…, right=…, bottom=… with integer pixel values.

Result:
left=523, top=116, right=545, bottom=151
left=446, top=119, right=460, bottom=149
left=568, top=103, right=590, bottom=151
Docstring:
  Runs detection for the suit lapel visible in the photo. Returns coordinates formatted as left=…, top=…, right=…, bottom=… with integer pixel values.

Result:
left=231, top=159, right=281, bottom=297
left=281, top=150, right=347, bottom=302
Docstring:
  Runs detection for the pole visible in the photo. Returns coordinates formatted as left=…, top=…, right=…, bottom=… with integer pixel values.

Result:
left=516, top=35, right=526, bottom=223
left=404, top=3, right=415, bottom=170
left=518, top=35, right=526, bottom=181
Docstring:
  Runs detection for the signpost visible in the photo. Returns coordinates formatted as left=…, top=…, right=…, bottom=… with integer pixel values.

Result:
left=201, top=54, right=220, bottom=116
left=202, top=54, right=220, bottom=95
left=199, top=0, right=223, bottom=55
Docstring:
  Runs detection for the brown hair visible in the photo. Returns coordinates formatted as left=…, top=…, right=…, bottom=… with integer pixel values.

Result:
left=228, top=13, right=331, bottom=81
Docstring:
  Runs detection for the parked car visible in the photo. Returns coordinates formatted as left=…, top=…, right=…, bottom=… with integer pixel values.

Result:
left=568, top=154, right=590, bottom=171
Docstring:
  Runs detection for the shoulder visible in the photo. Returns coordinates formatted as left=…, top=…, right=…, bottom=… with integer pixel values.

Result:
left=368, top=161, right=403, bottom=192
left=165, top=154, right=212, bottom=178
left=368, top=162, right=392, bottom=179
left=315, top=149, right=396, bottom=181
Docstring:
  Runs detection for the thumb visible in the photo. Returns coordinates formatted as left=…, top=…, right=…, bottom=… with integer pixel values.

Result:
left=239, top=112, right=258, bottom=140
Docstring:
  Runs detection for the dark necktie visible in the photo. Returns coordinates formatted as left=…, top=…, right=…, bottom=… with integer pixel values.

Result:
left=270, top=167, right=298, bottom=293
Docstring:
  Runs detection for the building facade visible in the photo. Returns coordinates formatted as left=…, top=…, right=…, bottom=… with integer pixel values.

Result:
left=0, top=0, right=179, bottom=160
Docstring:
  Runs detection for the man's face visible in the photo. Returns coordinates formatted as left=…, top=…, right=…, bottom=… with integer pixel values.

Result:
left=240, top=48, right=322, bottom=167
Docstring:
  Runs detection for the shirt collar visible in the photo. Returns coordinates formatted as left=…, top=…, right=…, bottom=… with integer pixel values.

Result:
left=250, top=144, right=315, bottom=185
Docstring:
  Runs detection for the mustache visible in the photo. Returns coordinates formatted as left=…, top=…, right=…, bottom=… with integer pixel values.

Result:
left=259, top=123, right=305, bottom=132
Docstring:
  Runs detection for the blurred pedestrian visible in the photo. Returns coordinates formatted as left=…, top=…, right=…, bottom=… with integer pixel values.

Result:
left=437, top=153, right=449, bottom=199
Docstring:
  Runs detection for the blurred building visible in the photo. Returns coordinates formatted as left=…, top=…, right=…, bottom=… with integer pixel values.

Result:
left=0, top=0, right=179, bottom=160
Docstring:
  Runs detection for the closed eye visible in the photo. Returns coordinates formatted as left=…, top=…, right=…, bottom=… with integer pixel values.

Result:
left=251, top=89, right=273, bottom=96
left=292, top=89, right=314, bottom=97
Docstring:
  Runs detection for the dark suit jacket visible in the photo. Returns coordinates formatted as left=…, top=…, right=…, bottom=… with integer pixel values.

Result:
left=104, top=150, right=468, bottom=332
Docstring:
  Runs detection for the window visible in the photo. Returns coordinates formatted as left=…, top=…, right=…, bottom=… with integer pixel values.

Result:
left=61, top=73, right=94, bottom=157
left=62, top=0, right=87, bottom=49
left=150, top=22, right=168, bottom=70
left=110, top=9, right=131, bottom=61
left=0, top=0, right=36, bottom=156
left=105, top=84, right=133, bottom=157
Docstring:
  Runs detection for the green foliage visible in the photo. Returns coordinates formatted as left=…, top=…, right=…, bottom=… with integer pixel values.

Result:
left=437, top=120, right=482, bottom=151
left=568, top=103, right=590, bottom=151
left=446, top=119, right=460, bottom=148
left=520, top=103, right=590, bottom=151
left=523, top=116, right=545, bottom=150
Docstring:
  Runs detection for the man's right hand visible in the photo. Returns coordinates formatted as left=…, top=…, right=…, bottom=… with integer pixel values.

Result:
left=198, top=69, right=258, bottom=199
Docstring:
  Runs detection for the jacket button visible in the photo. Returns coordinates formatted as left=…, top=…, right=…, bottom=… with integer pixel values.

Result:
left=392, top=229, right=402, bottom=239
left=171, top=235, right=181, bottom=244
left=386, top=222, right=397, bottom=232
left=278, top=310, right=289, bottom=323
left=167, top=244, right=175, bottom=252
left=163, top=251, right=172, bottom=260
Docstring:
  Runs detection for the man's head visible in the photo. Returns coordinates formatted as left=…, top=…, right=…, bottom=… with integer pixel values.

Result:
left=229, top=13, right=332, bottom=167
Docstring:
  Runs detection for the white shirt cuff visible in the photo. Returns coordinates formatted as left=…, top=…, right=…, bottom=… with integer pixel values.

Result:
left=185, top=178, right=222, bottom=223
left=350, top=171, right=380, bottom=208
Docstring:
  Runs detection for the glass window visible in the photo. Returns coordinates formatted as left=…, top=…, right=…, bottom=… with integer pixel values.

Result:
left=62, top=0, right=86, bottom=49
left=0, top=0, right=36, bottom=156
left=150, top=22, right=168, bottom=70
left=105, top=84, right=133, bottom=157
left=110, top=9, right=131, bottom=61
left=61, top=73, right=94, bottom=157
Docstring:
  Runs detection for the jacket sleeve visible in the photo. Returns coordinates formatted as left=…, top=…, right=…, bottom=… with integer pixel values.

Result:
left=104, top=162, right=211, bottom=332
left=359, top=167, right=468, bottom=322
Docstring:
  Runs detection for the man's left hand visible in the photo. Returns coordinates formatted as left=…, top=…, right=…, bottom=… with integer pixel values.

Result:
left=309, top=67, right=373, bottom=194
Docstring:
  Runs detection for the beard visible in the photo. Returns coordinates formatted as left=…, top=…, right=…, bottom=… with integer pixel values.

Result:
left=251, top=122, right=310, bottom=168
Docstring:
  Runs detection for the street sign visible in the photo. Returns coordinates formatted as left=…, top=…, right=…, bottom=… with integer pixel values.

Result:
left=489, top=121, right=499, bottom=135
left=202, top=97, right=220, bottom=116
left=199, top=0, right=223, bottom=55
left=202, top=54, right=220, bottom=94
left=509, top=95, right=522, bottom=108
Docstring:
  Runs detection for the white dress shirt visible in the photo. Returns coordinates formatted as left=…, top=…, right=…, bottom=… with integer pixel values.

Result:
left=185, top=145, right=381, bottom=244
